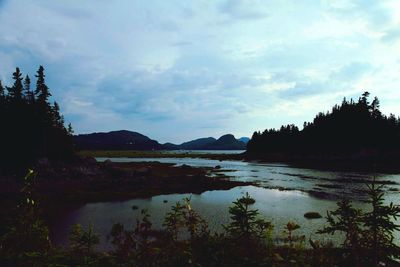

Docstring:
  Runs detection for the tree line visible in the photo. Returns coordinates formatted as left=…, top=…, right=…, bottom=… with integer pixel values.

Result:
left=247, top=92, right=400, bottom=158
left=0, top=67, right=74, bottom=172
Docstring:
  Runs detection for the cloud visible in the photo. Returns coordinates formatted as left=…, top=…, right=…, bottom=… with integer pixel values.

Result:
left=0, top=0, right=400, bottom=142
left=218, top=0, right=269, bottom=21
left=331, top=62, right=375, bottom=81
left=381, top=28, right=400, bottom=42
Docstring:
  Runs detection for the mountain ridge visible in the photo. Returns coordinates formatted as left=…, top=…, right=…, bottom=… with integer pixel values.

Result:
left=74, top=130, right=248, bottom=150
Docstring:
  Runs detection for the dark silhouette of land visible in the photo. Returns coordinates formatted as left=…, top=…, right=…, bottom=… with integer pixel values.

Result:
left=75, top=131, right=247, bottom=151
left=74, top=130, right=164, bottom=151
left=246, top=92, right=400, bottom=172
left=0, top=66, right=74, bottom=173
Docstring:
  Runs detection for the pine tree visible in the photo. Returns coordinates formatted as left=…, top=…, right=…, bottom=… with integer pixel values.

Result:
left=224, top=192, right=272, bottom=240
left=23, top=75, right=35, bottom=104
left=67, top=123, right=74, bottom=136
left=8, top=67, right=24, bottom=101
left=363, top=178, right=400, bottom=264
left=0, top=80, right=4, bottom=99
left=51, top=101, right=64, bottom=128
left=318, top=198, right=364, bottom=266
left=34, top=66, right=51, bottom=105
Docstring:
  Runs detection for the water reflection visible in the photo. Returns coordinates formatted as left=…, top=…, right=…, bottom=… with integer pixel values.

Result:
left=50, top=157, right=400, bottom=250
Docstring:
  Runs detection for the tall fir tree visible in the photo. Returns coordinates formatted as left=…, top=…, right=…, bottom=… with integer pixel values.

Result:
left=52, top=101, right=64, bottom=129
left=23, top=75, right=35, bottom=104
left=34, top=66, right=51, bottom=105
left=0, top=80, right=4, bottom=101
left=8, top=67, right=24, bottom=101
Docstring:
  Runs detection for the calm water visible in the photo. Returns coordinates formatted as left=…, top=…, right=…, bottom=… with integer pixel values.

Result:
left=50, top=157, right=400, bottom=249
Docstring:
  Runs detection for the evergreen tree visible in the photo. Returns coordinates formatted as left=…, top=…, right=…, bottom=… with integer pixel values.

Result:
left=67, top=123, right=74, bottom=136
left=318, top=199, right=363, bottom=266
left=52, top=101, right=64, bottom=128
left=363, top=179, right=400, bottom=264
left=0, top=66, right=74, bottom=171
left=23, top=75, right=35, bottom=104
left=34, top=66, right=51, bottom=105
left=7, top=67, right=24, bottom=101
left=0, top=80, right=4, bottom=100
left=247, top=92, right=400, bottom=162
left=224, top=192, right=272, bottom=240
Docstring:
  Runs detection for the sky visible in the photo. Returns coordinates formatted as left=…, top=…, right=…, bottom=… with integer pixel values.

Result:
left=1, top=0, right=400, bottom=143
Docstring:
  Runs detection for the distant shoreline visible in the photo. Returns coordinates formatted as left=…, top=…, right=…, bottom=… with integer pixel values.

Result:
left=78, top=149, right=400, bottom=174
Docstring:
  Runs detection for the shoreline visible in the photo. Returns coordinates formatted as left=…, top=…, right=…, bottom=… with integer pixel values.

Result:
left=78, top=149, right=400, bottom=174
left=0, top=159, right=254, bottom=207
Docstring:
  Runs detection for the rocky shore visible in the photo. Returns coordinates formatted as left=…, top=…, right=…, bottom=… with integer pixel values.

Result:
left=0, top=156, right=253, bottom=206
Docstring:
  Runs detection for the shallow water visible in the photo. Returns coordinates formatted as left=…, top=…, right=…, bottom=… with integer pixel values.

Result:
left=97, top=157, right=400, bottom=201
left=50, top=157, right=400, bottom=249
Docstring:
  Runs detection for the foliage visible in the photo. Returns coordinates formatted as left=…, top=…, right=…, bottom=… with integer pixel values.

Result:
left=318, top=178, right=400, bottom=266
left=247, top=92, right=400, bottom=159
left=363, top=178, right=400, bottom=264
left=224, top=192, right=273, bottom=241
left=1, top=174, right=400, bottom=266
left=0, top=170, right=51, bottom=266
left=0, top=66, right=74, bottom=172
left=69, top=223, right=100, bottom=255
left=318, top=198, right=364, bottom=266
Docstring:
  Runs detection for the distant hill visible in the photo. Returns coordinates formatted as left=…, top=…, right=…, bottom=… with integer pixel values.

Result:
left=74, top=130, right=163, bottom=150
left=166, top=134, right=246, bottom=150
left=238, top=137, right=250, bottom=144
left=203, top=134, right=246, bottom=150
left=74, top=130, right=247, bottom=151
left=179, top=137, right=217, bottom=150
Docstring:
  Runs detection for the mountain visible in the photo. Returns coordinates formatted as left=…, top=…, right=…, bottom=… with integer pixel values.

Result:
left=74, top=130, right=247, bottom=151
left=179, top=137, right=216, bottom=150
left=238, top=137, right=250, bottom=144
left=162, top=142, right=181, bottom=150
left=74, top=130, right=163, bottom=150
left=202, top=134, right=246, bottom=150
left=165, top=134, right=246, bottom=150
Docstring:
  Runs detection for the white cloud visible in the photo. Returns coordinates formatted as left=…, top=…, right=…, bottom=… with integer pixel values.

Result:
left=0, top=0, right=399, bottom=142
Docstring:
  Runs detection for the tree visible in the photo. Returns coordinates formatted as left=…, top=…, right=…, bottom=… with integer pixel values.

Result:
left=0, top=80, right=4, bottom=100
left=370, top=97, right=381, bottom=118
left=0, top=66, right=75, bottom=171
left=69, top=223, right=100, bottom=255
left=34, top=66, right=51, bottom=105
left=360, top=91, right=370, bottom=106
left=24, top=75, right=35, bottom=104
left=318, top=198, right=364, bottom=266
left=0, top=170, right=51, bottom=264
left=51, top=101, right=64, bottom=128
left=363, top=178, right=400, bottom=264
left=67, top=123, right=74, bottom=136
left=7, top=67, right=24, bottom=101
left=246, top=92, right=400, bottom=163
left=224, top=192, right=273, bottom=240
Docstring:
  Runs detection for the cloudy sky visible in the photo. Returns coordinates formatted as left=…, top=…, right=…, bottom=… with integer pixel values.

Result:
left=1, top=0, right=400, bottom=143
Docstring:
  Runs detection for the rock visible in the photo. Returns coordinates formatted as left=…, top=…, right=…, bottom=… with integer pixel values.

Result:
left=215, top=165, right=221, bottom=169
left=304, top=212, right=322, bottom=219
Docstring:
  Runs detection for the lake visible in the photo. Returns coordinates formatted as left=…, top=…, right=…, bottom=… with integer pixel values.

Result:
left=49, top=155, right=400, bottom=249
